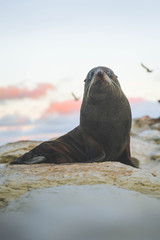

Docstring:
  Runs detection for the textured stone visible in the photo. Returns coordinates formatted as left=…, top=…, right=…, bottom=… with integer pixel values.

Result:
left=138, top=129, right=160, bottom=141
left=1, top=161, right=160, bottom=208
left=151, top=151, right=160, bottom=161
left=1, top=185, right=160, bottom=240
left=0, top=141, right=41, bottom=163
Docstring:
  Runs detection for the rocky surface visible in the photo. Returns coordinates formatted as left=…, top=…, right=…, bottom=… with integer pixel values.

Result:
left=131, top=116, right=160, bottom=170
left=0, top=116, right=160, bottom=209
left=1, top=185, right=160, bottom=240
left=0, top=140, right=42, bottom=163
left=1, top=161, right=160, bottom=208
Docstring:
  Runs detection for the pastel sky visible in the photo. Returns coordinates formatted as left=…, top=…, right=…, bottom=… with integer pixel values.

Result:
left=0, top=0, right=160, bottom=145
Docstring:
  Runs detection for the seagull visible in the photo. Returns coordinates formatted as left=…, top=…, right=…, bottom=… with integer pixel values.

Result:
left=141, top=63, right=153, bottom=73
left=71, top=92, right=80, bottom=101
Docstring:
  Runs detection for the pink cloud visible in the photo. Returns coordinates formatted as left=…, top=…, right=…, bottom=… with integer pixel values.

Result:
left=42, top=97, right=145, bottom=117
left=17, top=132, right=61, bottom=141
left=0, top=83, right=55, bottom=100
left=43, top=98, right=146, bottom=117
left=42, top=100, right=82, bottom=117
left=16, top=117, right=29, bottom=124
left=128, top=97, right=144, bottom=104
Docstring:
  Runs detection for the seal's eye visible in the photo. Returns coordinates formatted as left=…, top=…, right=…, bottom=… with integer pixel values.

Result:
left=88, top=71, right=94, bottom=81
left=106, top=70, right=112, bottom=79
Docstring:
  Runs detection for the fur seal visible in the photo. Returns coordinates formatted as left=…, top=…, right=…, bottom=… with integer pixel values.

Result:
left=10, top=66, right=136, bottom=167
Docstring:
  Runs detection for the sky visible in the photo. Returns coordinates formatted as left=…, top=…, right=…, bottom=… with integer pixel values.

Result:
left=0, top=0, right=160, bottom=145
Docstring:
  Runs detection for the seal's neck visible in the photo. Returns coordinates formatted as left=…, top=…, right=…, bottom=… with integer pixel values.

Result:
left=83, top=86, right=123, bottom=106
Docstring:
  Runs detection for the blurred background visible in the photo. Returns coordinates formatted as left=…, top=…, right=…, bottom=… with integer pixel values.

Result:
left=0, top=0, right=160, bottom=145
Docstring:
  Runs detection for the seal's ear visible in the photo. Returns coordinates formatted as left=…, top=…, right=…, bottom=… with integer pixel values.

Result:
left=84, top=79, right=86, bottom=82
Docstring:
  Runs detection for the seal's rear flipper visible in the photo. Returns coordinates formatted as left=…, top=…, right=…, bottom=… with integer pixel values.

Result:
left=10, top=155, right=47, bottom=165
left=117, top=141, right=139, bottom=168
left=118, top=152, right=138, bottom=168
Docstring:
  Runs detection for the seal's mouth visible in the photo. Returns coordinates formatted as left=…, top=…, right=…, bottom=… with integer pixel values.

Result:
left=93, top=69, right=112, bottom=87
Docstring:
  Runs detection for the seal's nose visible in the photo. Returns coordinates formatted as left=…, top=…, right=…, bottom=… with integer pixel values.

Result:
left=97, top=70, right=103, bottom=78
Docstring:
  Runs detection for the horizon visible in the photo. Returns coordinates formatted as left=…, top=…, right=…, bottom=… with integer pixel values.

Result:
left=0, top=95, right=159, bottom=146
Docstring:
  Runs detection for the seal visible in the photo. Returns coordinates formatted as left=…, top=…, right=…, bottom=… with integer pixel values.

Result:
left=10, top=66, right=137, bottom=167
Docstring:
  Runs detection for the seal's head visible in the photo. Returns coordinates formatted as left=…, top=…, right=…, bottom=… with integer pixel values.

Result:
left=84, top=66, right=121, bottom=101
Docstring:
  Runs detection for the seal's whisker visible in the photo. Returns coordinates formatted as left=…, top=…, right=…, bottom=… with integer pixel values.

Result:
left=111, top=80, right=121, bottom=90
left=110, top=80, right=121, bottom=96
left=111, top=83, right=115, bottom=91
left=86, top=77, right=95, bottom=99
left=110, top=81, right=116, bottom=91
left=86, top=84, right=92, bottom=99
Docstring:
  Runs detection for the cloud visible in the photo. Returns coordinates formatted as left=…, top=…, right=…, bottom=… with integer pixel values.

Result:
left=0, top=111, right=80, bottom=146
left=0, top=114, right=31, bottom=127
left=128, top=97, right=144, bottom=104
left=0, top=96, right=159, bottom=146
left=43, top=98, right=146, bottom=118
left=42, top=99, right=82, bottom=117
left=0, top=83, right=55, bottom=100
left=0, top=114, right=36, bottom=134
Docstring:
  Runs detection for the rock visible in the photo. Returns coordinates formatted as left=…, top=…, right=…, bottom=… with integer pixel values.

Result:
left=152, top=122, right=160, bottom=131
left=0, top=140, right=42, bottom=163
left=151, top=151, right=160, bottom=161
left=0, top=162, right=160, bottom=208
left=131, top=116, right=160, bottom=139
left=138, top=129, right=160, bottom=141
left=1, top=185, right=160, bottom=240
left=132, top=116, right=160, bottom=131
left=130, top=116, right=160, bottom=170
left=130, top=136, right=160, bottom=167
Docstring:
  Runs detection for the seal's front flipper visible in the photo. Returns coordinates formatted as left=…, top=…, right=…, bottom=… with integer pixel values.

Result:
left=10, top=153, right=47, bottom=165
left=82, top=133, right=106, bottom=163
left=23, top=156, right=47, bottom=164
left=85, top=150, right=106, bottom=163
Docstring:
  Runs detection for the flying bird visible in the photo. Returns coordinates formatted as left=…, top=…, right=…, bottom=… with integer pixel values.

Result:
left=71, top=92, right=80, bottom=101
left=140, top=63, right=153, bottom=73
